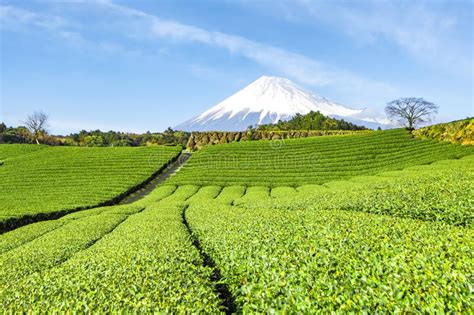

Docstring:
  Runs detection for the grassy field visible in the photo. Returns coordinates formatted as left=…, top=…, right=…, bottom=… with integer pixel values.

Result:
left=168, top=129, right=474, bottom=186
left=0, top=130, right=473, bottom=312
left=0, top=144, right=47, bottom=161
left=0, top=145, right=181, bottom=229
left=0, top=185, right=224, bottom=312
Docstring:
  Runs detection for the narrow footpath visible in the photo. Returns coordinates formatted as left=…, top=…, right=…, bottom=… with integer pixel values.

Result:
left=119, top=152, right=191, bottom=204
left=0, top=152, right=192, bottom=234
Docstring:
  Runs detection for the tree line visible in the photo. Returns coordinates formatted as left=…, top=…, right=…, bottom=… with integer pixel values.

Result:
left=1, top=97, right=440, bottom=146
left=0, top=112, right=189, bottom=147
left=255, top=111, right=367, bottom=131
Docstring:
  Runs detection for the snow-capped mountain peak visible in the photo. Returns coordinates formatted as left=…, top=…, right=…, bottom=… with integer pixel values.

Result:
left=175, top=76, right=387, bottom=131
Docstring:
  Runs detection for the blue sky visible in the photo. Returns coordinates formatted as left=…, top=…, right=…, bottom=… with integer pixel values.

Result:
left=0, top=0, right=472, bottom=134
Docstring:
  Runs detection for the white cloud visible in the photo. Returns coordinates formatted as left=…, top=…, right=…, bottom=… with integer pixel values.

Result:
left=0, top=5, right=70, bottom=31
left=0, top=1, right=398, bottom=108
left=0, top=4, right=146, bottom=57
left=0, top=4, right=89, bottom=49
left=96, top=1, right=397, bottom=103
left=291, top=0, right=472, bottom=78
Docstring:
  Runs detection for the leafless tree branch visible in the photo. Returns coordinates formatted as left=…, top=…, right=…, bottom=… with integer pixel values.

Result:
left=385, top=98, right=438, bottom=129
left=23, top=111, right=49, bottom=144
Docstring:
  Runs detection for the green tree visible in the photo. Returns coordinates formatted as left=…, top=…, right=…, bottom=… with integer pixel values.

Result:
left=83, top=135, right=105, bottom=147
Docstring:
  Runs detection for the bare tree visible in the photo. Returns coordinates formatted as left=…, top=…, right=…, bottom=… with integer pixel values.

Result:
left=24, top=111, right=49, bottom=144
left=385, top=98, right=438, bottom=129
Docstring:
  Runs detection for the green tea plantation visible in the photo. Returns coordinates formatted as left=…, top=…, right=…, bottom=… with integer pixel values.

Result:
left=168, top=129, right=473, bottom=186
left=0, top=145, right=181, bottom=231
left=0, top=130, right=473, bottom=313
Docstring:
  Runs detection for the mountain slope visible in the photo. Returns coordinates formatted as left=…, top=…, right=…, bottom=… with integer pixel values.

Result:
left=176, top=76, right=389, bottom=131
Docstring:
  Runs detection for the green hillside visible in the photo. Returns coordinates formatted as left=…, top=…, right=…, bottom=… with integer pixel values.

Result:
left=1, top=155, right=472, bottom=312
left=185, top=156, right=473, bottom=312
left=1, top=130, right=473, bottom=313
left=169, top=129, right=474, bottom=186
left=0, top=144, right=47, bottom=161
left=0, top=145, right=181, bottom=229
left=413, top=118, right=474, bottom=145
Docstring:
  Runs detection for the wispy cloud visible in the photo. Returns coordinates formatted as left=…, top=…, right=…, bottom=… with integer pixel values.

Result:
left=0, top=1, right=397, bottom=107
left=96, top=1, right=397, bottom=102
left=0, top=5, right=69, bottom=31
left=0, top=4, right=140, bottom=56
left=287, top=0, right=472, bottom=78
left=1, top=4, right=90, bottom=50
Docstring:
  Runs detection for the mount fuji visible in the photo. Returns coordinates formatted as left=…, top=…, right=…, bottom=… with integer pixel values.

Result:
left=175, top=76, right=391, bottom=131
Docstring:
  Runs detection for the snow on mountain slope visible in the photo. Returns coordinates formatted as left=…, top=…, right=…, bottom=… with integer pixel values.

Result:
left=175, top=76, right=390, bottom=131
